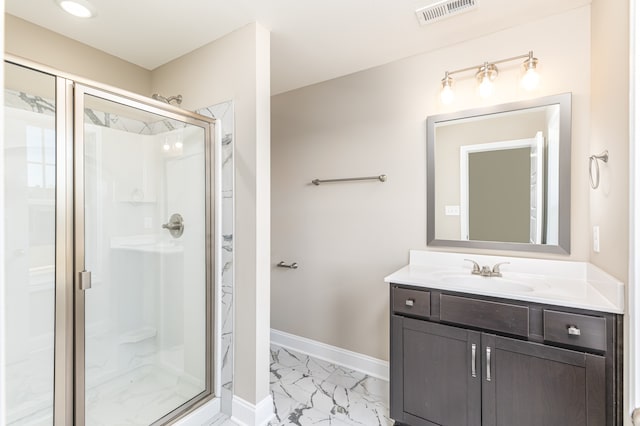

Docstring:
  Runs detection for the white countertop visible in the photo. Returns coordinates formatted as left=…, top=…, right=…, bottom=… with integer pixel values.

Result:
left=384, top=250, right=625, bottom=314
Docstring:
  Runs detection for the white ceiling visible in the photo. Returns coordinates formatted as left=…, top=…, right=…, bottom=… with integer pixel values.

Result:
left=5, top=0, right=590, bottom=94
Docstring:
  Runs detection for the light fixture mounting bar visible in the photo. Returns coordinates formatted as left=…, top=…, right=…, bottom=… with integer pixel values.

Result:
left=443, top=51, right=535, bottom=77
left=444, top=64, right=482, bottom=77
left=491, top=52, right=532, bottom=66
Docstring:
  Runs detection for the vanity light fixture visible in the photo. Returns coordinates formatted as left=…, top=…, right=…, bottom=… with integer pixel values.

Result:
left=56, top=0, right=95, bottom=18
left=439, top=51, right=540, bottom=104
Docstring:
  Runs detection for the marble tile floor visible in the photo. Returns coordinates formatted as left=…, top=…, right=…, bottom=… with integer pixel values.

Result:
left=208, top=345, right=393, bottom=426
left=85, top=364, right=204, bottom=426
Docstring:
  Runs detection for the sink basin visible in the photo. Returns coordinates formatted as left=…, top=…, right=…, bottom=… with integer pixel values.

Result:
left=439, top=275, right=535, bottom=293
left=428, top=271, right=542, bottom=293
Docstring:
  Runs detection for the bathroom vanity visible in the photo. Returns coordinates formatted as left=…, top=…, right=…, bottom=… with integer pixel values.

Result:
left=386, top=251, right=624, bottom=426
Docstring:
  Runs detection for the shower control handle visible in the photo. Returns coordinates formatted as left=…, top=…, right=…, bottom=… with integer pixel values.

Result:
left=162, top=213, right=184, bottom=238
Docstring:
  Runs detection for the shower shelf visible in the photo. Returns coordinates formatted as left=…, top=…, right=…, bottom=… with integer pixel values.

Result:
left=118, top=326, right=157, bottom=344
left=110, top=236, right=184, bottom=253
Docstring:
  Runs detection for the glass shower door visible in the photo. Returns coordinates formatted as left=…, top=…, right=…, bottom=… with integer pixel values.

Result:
left=74, top=86, right=213, bottom=425
left=3, top=61, right=57, bottom=426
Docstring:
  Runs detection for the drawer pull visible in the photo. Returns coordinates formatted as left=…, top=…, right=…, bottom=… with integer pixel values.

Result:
left=392, top=288, right=430, bottom=318
left=486, top=347, right=492, bottom=382
left=471, top=344, right=477, bottom=378
left=567, top=325, right=581, bottom=336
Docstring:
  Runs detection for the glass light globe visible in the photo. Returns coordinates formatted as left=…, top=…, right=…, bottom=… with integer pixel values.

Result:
left=440, top=84, right=454, bottom=105
left=478, top=75, right=494, bottom=98
left=521, top=68, right=540, bottom=91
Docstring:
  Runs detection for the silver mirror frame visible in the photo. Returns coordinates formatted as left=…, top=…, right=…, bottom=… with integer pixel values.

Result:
left=427, top=93, right=572, bottom=254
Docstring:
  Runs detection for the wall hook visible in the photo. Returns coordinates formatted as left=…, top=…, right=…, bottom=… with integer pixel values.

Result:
left=589, top=150, right=609, bottom=189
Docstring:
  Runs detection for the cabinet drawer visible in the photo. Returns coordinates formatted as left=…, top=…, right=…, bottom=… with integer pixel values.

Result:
left=544, top=310, right=606, bottom=352
left=440, top=294, right=529, bottom=337
left=392, top=287, right=430, bottom=318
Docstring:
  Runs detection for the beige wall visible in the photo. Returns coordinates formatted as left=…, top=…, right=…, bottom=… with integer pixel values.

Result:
left=271, top=7, right=592, bottom=361
left=589, top=0, right=630, bottom=423
left=4, top=14, right=151, bottom=95
left=589, top=0, right=629, bottom=282
left=152, top=23, right=272, bottom=406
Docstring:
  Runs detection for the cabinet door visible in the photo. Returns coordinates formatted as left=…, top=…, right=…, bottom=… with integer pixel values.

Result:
left=393, top=316, right=481, bottom=426
left=482, top=334, right=605, bottom=426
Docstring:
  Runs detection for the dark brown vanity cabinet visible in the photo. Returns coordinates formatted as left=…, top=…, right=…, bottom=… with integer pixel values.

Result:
left=482, top=334, right=604, bottom=426
left=390, top=285, right=621, bottom=426
left=393, top=317, right=481, bottom=426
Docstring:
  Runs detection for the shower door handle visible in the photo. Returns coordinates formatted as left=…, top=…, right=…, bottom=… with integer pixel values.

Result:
left=79, top=270, right=92, bottom=291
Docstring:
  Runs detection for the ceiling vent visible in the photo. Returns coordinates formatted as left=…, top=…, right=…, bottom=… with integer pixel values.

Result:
left=415, top=0, right=478, bottom=25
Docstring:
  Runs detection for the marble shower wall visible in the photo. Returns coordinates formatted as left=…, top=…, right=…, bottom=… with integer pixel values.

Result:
left=196, top=101, right=235, bottom=415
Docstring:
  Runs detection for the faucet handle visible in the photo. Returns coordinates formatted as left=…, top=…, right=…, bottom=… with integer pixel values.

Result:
left=491, top=262, right=510, bottom=277
left=464, top=259, right=481, bottom=275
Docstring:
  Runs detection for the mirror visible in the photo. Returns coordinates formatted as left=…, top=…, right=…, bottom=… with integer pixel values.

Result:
left=427, top=93, right=571, bottom=253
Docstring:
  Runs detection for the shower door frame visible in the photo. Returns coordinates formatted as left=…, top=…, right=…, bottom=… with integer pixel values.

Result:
left=74, top=84, right=216, bottom=426
left=4, top=55, right=218, bottom=426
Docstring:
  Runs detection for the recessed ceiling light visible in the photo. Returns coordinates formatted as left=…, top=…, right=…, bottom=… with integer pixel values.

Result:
left=56, top=0, right=95, bottom=18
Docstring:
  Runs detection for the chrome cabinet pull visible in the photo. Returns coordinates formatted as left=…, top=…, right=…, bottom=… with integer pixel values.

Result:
left=405, top=299, right=415, bottom=307
left=471, top=343, right=477, bottom=378
left=567, top=325, right=581, bottom=336
left=486, top=347, right=492, bottom=381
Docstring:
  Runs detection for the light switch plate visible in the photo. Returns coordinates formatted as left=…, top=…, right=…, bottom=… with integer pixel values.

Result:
left=593, top=225, right=600, bottom=253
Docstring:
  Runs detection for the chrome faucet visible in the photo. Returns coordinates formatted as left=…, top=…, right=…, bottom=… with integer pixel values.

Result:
left=464, top=259, right=485, bottom=275
left=464, top=259, right=510, bottom=277
left=490, top=262, right=510, bottom=277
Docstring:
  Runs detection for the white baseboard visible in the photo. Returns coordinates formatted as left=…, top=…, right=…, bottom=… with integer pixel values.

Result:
left=172, top=397, right=221, bottom=425
left=270, top=329, right=389, bottom=381
left=231, top=394, right=274, bottom=426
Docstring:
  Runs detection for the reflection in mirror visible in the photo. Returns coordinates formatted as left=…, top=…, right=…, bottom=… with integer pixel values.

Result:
left=427, top=93, right=571, bottom=253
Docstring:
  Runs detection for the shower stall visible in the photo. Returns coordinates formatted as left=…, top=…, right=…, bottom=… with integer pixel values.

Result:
left=3, top=58, right=218, bottom=425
